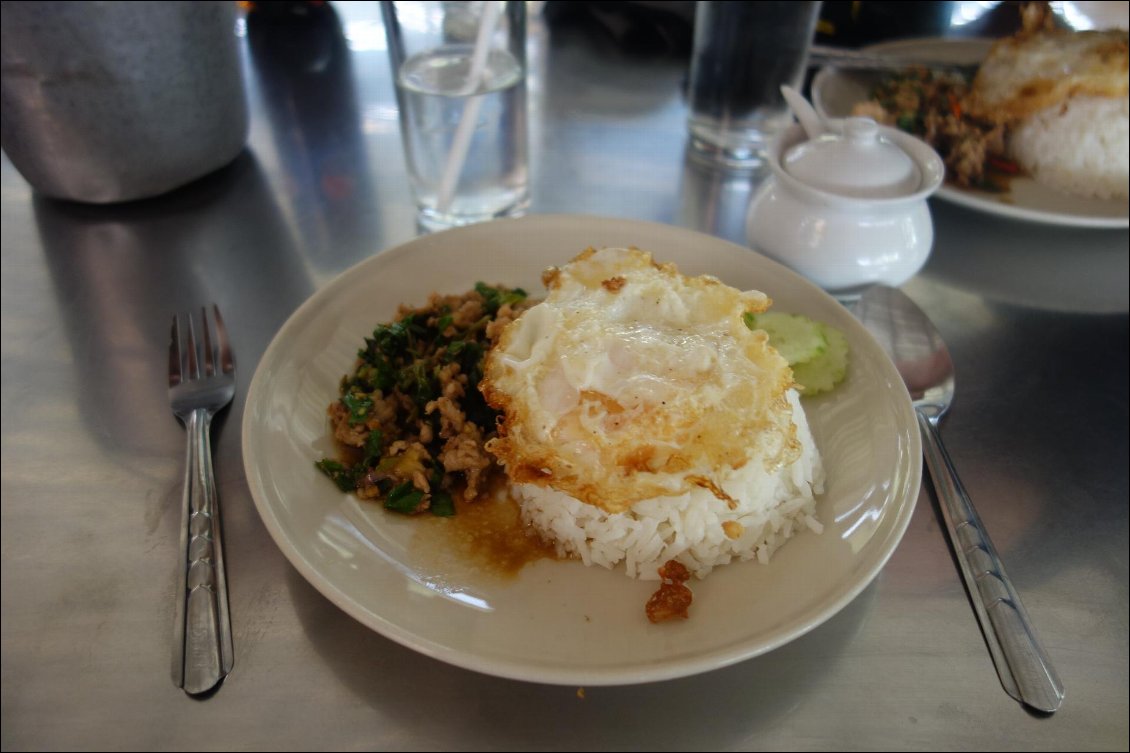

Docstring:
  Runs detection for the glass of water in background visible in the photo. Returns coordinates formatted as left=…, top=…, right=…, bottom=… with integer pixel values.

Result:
left=687, top=1, right=821, bottom=170
left=382, top=1, right=529, bottom=232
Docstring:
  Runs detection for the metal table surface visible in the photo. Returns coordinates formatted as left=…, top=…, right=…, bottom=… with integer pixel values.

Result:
left=2, top=4, right=1127, bottom=750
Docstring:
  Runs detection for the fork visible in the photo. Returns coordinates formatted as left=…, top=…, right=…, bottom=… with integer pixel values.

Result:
left=168, top=305, right=235, bottom=695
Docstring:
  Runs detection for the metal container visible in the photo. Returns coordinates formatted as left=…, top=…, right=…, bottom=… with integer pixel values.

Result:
left=1, top=1, right=248, bottom=203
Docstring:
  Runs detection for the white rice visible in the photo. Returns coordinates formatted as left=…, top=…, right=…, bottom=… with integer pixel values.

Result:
left=514, top=390, right=825, bottom=580
left=1009, top=95, right=1129, bottom=201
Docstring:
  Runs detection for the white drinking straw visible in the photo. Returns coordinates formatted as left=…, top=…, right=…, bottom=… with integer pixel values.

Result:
left=435, top=1, right=504, bottom=216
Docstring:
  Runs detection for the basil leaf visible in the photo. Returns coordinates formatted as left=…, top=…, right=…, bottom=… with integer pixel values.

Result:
left=429, top=491, right=455, bottom=517
left=342, top=393, right=372, bottom=426
left=362, top=429, right=384, bottom=467
left=384, top=481, right=424, bottom=514
left=315, top=459, right=357, bottom=492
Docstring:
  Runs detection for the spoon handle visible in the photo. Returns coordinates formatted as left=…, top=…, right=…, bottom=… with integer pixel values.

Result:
left=916, top=410, right=1065, bottom=713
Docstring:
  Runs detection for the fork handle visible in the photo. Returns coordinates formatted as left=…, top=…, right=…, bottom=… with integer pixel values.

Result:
left=916, top=409, right=1064, bottom=713
left=173, top=408, right=234, bottom=695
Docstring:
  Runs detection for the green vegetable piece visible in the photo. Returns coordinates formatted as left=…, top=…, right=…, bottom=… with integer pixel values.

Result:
left=315, top=459, right=358, bottom=492
left=361, top=429, right=384, bottom=467
left=790, top=323, right=849, bottom=396
left=745, top=311, right=828, bottom=366
left=342, top=393, right=372, bottom=426
left=744, top=311, right=850, bottom=396
left=475, top=282, right=528, bottom=315
left=429, top=491, right=455, bottom=517
left=384, top=482, right=424, bottom=514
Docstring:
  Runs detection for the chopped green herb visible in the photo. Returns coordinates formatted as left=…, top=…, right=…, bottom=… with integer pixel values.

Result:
left=342, top=393, right=372, bottom=426
left=315, top=459, right=358, bottom=492
left=362, top=429, right=384, bottom=465
left=384, top=481, right=425, bottom=514
left=896, top=113, right=920, bottom=134
left=475, top=282, right=528, bottom=315
left=429, top=491, right=456, bottom=517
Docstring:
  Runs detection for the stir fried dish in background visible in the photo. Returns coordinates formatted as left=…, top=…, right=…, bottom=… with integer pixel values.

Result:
left=852, top=68, right=1011, bottom=191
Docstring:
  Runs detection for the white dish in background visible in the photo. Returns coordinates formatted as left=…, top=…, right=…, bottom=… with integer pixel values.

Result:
left=812, top=37, right=1130, bottom=229
left=242, top=215, right=920, bottom=686
left=746, top=121, right=944, bottom=296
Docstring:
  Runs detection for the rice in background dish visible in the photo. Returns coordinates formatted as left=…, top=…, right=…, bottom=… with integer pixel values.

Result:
left=481, top=247, right=825, bottom=580
left=966, top=16, right=1129, bottom=200
left=1007, top=96, right=1128, bottom=201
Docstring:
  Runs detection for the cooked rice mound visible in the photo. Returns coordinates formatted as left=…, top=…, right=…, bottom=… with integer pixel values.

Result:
left=516, top=390, right=824, bottom=580
left=482, top=247, right=825, bottom=579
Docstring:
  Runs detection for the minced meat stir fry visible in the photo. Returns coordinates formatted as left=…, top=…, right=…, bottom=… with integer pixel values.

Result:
left=852, top=68, right=1010, bottom=190
left=316, top=283, right=533, bottom=515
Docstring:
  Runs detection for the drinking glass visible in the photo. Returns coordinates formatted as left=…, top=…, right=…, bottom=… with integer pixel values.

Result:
left=687, top=1, right=821, bottom=170
left=382, top=1, right=530, bottom=232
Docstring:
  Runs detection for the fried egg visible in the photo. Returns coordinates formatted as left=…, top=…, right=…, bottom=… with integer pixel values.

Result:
left=480, top=247, right=800, bottom=514
left=968, top=28, right=1129, bottom=122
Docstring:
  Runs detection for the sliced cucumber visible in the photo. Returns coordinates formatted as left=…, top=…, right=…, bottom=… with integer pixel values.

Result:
left=744, top=311, right=849, bottom=396
left=745, top=311, right=827, bottom=365
left=790, top=323, right=849, bottom=396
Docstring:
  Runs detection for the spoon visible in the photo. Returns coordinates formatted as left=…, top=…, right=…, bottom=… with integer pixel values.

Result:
left=780, top=84, right=826, bottom=140
left=855, top=286, right=1065, bottom=714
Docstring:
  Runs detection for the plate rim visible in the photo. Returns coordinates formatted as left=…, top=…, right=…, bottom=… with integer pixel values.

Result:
left=241, top=214, right=922, bottom=685
left=811, top=36, right=1130, bottom=230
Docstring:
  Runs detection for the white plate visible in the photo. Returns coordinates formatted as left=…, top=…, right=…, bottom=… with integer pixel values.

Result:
left=242, top=215, right=921, bottom=685
left=812, top=38, right=1130, bottom=229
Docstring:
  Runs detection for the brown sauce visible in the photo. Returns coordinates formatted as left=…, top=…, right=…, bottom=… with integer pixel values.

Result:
left=330, top=434, right=559, bottom=576
left=420, top=479, right=561, bottom=577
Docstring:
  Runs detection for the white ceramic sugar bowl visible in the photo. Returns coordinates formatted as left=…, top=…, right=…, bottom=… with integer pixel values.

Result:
left=746, top=117, right=945, bottom=297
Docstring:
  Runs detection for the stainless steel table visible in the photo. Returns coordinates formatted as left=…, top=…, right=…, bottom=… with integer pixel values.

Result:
left=2, top=3, right=1127, bottom=749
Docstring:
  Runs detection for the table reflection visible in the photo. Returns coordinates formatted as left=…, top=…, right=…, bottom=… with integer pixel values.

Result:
left=33, top=154, right=314, bottom=460
left=676, top=149, right=766, bottom=246
left=245, top=3, right=383, bottom=272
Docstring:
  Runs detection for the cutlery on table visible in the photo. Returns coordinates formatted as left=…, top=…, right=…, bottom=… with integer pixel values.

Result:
left=168, top=305, right=235, bottom=695
left=809, top=44, right=980, bottom=79
left=855, top=286, right=1064, bottom=714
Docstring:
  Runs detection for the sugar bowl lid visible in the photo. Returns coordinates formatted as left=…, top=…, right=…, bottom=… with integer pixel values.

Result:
left=782, top=117, right=922, bottom=199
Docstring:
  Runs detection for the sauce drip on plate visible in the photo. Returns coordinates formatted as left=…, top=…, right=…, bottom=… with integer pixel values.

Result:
left=420, top=478, right=560, bottom=577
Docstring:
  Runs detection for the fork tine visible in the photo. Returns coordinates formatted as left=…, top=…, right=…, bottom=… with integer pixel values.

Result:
left=201, top=306, right=215, bottom=378
left=212, top=305, right=234, bottom=374
left=169, top=316, right=183, bottom=387
left=185, top=312, right=200, bottom=380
